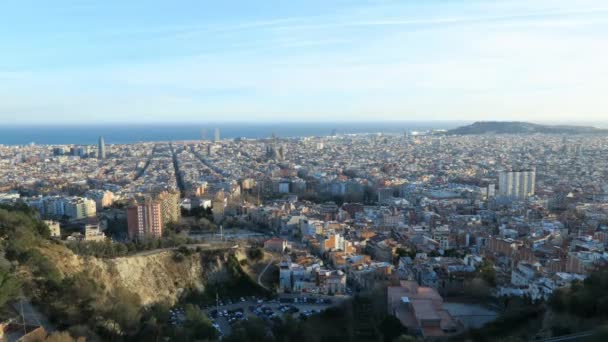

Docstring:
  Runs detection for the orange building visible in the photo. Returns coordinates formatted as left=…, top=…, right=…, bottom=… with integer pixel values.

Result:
left=127, top=200, right=163, bottom=239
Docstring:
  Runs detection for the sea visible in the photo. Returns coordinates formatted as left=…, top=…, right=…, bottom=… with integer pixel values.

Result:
left=0, top=121, right=467, bottom=145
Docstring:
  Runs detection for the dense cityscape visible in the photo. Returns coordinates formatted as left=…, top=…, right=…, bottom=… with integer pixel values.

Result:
left=1, top=126, right=608, bottom=341
left=2, top=1, right=608, bottom=341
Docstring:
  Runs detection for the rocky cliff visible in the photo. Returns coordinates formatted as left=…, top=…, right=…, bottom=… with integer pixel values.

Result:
left=38, top=245, right=231, bottom=305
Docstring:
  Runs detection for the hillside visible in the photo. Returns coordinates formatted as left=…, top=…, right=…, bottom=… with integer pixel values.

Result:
left=447, top=121, right=608, bottom=135
left=0, top=205, right=266, bottom=341
left=36, top=244, right=230, bottom=305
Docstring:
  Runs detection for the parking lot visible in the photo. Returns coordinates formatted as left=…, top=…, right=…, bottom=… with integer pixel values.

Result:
left=204, top=296, right=339, bottom=336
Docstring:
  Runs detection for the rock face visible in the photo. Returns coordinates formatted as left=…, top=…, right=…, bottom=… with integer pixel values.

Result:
left=40, top=245, right=230, bottom=305
left=446, top=121, right=608, bottom=135
left=90, top=252, right=207, bottom=305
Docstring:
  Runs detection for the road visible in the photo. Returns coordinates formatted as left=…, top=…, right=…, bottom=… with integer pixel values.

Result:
left=536, top=331, right=594, bottom=342
left=169, top=143, right=186, bottom=197
left=12, top=298, right=55, bottom=332
left=189, top=229, right=270, bottom=241
left=130, top=242, right=234, bottom=257
left=257, top=258, right=275, bottom=290
left=133, top=144, right=157, bottom=181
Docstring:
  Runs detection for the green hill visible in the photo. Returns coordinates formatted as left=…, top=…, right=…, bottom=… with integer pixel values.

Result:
left=447, top=121, right=608, bottom=135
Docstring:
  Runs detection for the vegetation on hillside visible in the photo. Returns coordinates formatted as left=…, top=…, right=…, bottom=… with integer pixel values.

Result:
left=247, top=246, right=264, bottom=261
left=0, top=204, right=234, bottom=341
left=0, top=265, right=20, bottom=308
left=549, top=269, right=608, bottom=318
left=65, top=233, right=195, bottom=259
left=182, top=254, right=272, bottom=306
left=459, top=300, right=545, bottom=342
left=456, top=268, right=608, bottom=341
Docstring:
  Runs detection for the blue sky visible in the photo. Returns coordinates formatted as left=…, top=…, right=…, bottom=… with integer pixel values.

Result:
left=1, top=0, right=607, bottom=124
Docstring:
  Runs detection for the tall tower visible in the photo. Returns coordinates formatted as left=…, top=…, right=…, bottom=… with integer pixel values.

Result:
left=202, top=129, right=206, bottom=142
left=98, top=136, right=106, bottom=160
left=214, top=128, right=220, bottom=142
left=498, top=169, right=535, bottom=199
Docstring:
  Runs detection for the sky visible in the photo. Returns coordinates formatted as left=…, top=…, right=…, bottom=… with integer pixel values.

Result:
left=0, top=0, right=607, bottom=124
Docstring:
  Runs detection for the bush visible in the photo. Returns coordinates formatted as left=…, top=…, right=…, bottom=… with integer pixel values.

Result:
left=0, top=265, right=20, bottom=307
left=378, top=315, right=408, bottom=342
left=465, top=305, right=544, bottom=341
left=548, top=268, right=608, bottom=318
left=247, top=247, right=264, bottom=261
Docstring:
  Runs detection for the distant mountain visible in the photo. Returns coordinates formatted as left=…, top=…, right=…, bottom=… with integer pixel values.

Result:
left=446, top=121, right=608, bottom=135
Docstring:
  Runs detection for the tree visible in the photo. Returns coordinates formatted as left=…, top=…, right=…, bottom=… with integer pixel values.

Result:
left=272, top=314, right=305, bottom=341
left=104, top=287, right=142, bottom=336
left=394, top=335, right=420, bottom=342
left=547, top=268, right=608, bottom=318
left=132, top=302, right=172, bottom=342
left=479, top=260, right=497, bottom=287
left=547, top=288, right=567, bottom=312
left=0, top=265, right=20, bottom=307
left=589, top=324, right=608, bottom=342
left=377, top=315, right=408, bottom=342
left=44, top=331, right=85, bottom=342
left=247, top=247, right=264, bottom=261
left=181, top=304, right=218, bottom=341
left=225, top=317, right=269, bottom=342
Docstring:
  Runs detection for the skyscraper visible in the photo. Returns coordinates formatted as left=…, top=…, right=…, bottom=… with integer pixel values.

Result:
left=214, top=128, right=220, bottom=142
left=98, top=136, right=106, bottom=160
left=202, top=128, right=206, bottom=142
left=127, top=200, right=163, bottom=239
left=498, top=169, right=536, bottom=200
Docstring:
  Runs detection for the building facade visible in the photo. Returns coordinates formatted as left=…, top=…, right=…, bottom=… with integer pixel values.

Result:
left=155, top=190, right=181, bottom=225
left=498, top=169, right=536, bottom=199
left=127, top=200, right=163, bottom=239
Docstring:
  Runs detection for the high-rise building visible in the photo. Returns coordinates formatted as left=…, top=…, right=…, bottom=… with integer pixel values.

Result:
left=85, top=189, right=114, bottom=211
left=378, top=187, right=394, bottom=204
left=154, top=190, right=181, bottom=225
left=64, top=197, right=97, bottom=220
left=498, top=169, right=536, bottom=200
left=98, top=136, right=106, bottom=160
left=214, top=128, right=220, bottom=142
left=202, top=128, right=206, bottom=142
left=127, top=200, right=163, bottom=239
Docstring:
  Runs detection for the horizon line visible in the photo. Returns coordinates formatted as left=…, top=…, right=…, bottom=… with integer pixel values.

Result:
left=1, top=119, right=608, bottom=126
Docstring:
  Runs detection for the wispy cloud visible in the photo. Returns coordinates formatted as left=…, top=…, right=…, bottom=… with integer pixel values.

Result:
left=271, top=7, right=608, bottom=32
left=1, top=0, right=607, bottom=123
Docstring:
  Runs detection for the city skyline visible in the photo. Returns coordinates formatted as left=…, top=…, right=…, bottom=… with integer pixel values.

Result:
left=1, top=0, right=607, bottom=124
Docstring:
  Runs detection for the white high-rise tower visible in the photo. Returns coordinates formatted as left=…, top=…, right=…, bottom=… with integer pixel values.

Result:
left=498, top=169, right=536, bottom=199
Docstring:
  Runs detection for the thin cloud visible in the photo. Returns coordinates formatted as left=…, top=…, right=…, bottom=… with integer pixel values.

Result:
left=272, top=7, right=608, bottom=31
left=279, top=38, right=352, bottom=48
